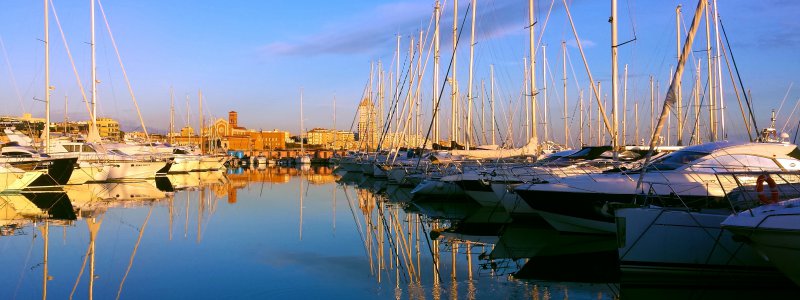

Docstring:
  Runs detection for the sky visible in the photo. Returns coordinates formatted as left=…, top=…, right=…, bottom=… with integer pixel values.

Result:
left=0, top=0, right=798, bottom=145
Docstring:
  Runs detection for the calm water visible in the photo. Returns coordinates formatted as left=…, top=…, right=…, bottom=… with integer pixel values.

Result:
left=1, top=166, right=798, bottom=299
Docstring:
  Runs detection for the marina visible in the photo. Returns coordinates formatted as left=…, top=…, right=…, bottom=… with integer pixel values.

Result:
left=2, top=166, right=800, bottom=299
left=1, top=0, right=800, bottom=298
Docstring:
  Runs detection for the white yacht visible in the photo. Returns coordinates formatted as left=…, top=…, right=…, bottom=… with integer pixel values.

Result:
left=515, top=141, right=800, bottom=234
left=722, top=198, right=800, bottom=284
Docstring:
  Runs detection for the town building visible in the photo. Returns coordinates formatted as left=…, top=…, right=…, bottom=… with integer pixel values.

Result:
left=357, top=97, right=378, bottom=150
left=96, top=117, right=121, bottom=140
left=307, top=128, right=356, bottom=149
left=203, top=111, right=290, bottom=151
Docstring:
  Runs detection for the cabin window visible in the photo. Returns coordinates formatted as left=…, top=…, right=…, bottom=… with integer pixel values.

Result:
left=2, top=151, right=32, bottom=157
left=688, top=154, right=781, bottom=173
left=82, top=145, right=96, bottom=153
left=646, top=151, right=708, bottom=171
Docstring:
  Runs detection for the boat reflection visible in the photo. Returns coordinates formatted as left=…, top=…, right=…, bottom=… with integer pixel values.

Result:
left=343, top=174, right=800, bottom=300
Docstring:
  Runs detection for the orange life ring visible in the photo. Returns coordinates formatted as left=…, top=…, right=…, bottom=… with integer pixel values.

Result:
left=756, top=174, right=779, bottom=204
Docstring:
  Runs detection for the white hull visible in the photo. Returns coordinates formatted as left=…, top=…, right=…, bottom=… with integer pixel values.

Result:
left=107, top=161, right=167, bottom=180
left=617, top=207, right=770, bottom=270
left=198, top=156, right=226, bottom=171
left=67, top=162, right=112, bottom=184
left=410, top=180, right=464, bottom=197
left=170, top=156, right=201, bottom=173
left=536, top=210, right=616, bottom=234
left=722, top=199, right=800, bottom=284
left=491, top=183, right=536, bottom=215
left=463, top=190, right=501, bottom=207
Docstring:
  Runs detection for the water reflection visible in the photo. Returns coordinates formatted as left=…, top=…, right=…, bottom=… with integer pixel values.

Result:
left=2, top=166, right=799, bottom=299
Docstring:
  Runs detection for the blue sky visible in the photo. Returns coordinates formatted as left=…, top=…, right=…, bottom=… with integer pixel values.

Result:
left=0, top=0, right=798, bottom=144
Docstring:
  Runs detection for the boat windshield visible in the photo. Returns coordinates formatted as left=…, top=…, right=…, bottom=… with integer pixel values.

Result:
left=646, top=150, right=708, bottom=171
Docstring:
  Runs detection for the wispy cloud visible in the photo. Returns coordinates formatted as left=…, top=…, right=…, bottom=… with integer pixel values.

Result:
left=259, top=1, right=534, bottom=57
left=566, top=38, right=596, bottom=48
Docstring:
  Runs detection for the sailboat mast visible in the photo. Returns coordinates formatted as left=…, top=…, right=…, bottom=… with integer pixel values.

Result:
left=89, top=0, right=99, bottom=142
left=712, top=0, right=725, bottom=138
left=542, top=44, right=548, bottom=143
left=300, top=88, right=304, bottom=154
left=490, top=64, right=496, bottom=145
left=451, top=0, right=458, bottom=144
left=394, top=36, right=400, bottom=150
left=528, top=0, right=537, bottom=144
left=199, top=90, right=204, bottom=154
left=169, top=87, right=174, bottom=144
left=579, top=91, right=584, bottom=146
left=676, top=5, right=684, bottom=145
left=433, top=0, right=441, bottom=144
left=634, top=101, right=639, bottom=144
left=44, top=0, right=50, bottom=152
left=562, top=41, right=568, bottom=148
left=705, top=0, right=716, bottom=142
left=64, top=95, right=68, bottom=134
left=622, top=64, right=628, bottom=147
left=611, top=0, right=619, bottom=156
left=649, top=76, right=654, bottom=136
left=466, top=0, right=476, bottom=150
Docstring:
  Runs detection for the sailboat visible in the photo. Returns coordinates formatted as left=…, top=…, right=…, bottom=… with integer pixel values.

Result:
left=297, top=89, right=311, bottom=165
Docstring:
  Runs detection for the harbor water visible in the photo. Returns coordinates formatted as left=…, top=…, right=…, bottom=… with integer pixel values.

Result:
left=1, top=166, right=798, bottom=299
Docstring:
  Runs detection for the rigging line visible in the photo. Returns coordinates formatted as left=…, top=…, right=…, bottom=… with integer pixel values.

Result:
left=416, top=0, right=472, bottom=169
left=116, top=205, right=153, bottom=300
left=717, top=30, right=751, bottom=141
left=683, top=74, right=711, bottom=143
left=376, top=203, right=409, bottom=283
left=0, top=36, right=26, bottom=114
left=97, top=0, right=150, bottom=141
left=775, top=82, right=793, bottom=123
left=719, top=16, right=758, bottom=136
left=49, top=0, right=93, bottom=124
left=374, top=40, right=412, bottom=154
left=342, top=186, right=369, bottom=258
left=416, top=214, right=442, bottom=283
left=780, top=97, right=800, bottom=134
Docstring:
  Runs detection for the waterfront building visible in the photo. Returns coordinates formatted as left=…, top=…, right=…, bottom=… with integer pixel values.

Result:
left=96, top=117, right=121, bottom=140
left=204, top=110, right=289, bottom=151
left=307, top=128, right=356, bottom=149
left=357, top=98, right=378, bottom=150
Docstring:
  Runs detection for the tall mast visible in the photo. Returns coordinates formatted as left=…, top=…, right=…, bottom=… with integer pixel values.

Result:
left=524, top=57, right=530, bottom=142
left=562, top=41, right=568, bottom=148
left=622, top=64, right=628, bottom=146
left=64, top=95, right=68, bottom=134
left=713, top=0, right=725, bottom=138
left=649, top=75, right=654, bottom=136
left=466, top=0, right=476, bottom=150
left=433, top=1, right=441, bottom=144
left=634, top=101, right=639, bottom=144
left=333, top=95, right=336, bottom=149
left=394, top=35, right=400, bottom=149
left=597, top=82, right=602, bottom=145
left=695, top=58, right=702, bottom=144
left=300, top=88, right=304, bottom=154
left=528, top=0, right=537, bottom=144
left=169, top=87, right=174, bottom=144
left=579, top=91, right=584, bottom=146
left=44, top=0, right=50, bottom=152
left=542, top=44, right=548, bottom=143
left=675, top=5, right=684, bottom=145
left=451, top=0, right=458, bottom=144
left=705, top=0, right=716, bottom=141
left=198, top=90, right=204, bottom=154
left=610, top=0, right=619, bottom=157
left=490, top=64, right=495, bottom=145
left=88, top=0, right=99, bottom=143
